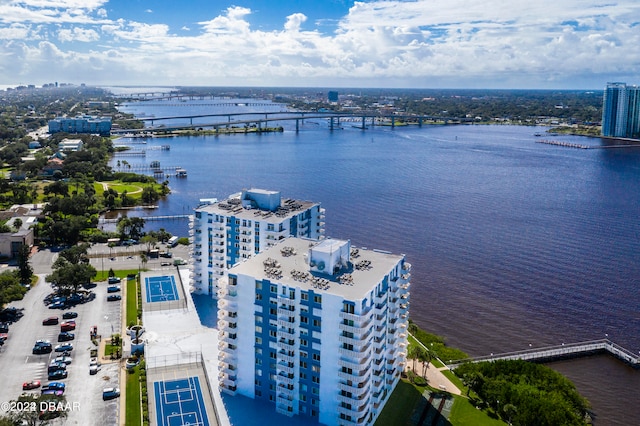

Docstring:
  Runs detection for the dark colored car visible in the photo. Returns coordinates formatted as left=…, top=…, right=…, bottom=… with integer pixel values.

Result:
left=42, top=382, right=65, bottom=392
left=41, top=389, right=64, bottom=396
left=33, top=340, right=52, bottom=354
left=42, top=317, right=59, bottom=326
left=54, top=343, right=73, bottom=352
left=57, top=332, right=74, bottom=342
left=107, top=294, right=121, bottom=302
left=108, top=277, right=121, bottom=284
left=48, top=301, right=65, bottom=309
left=0, top=307, right=23, bottom=322
left=0, top=322, right=8, bottom=333
left=47, top=362, right=67, bottom=373
left=107, top=285, right=120, bottom=293
left=102, top=387, right=120, bottom=400
left=62, top=311, right=78, bottom=319
left=47, top=369, right=68, bottom=380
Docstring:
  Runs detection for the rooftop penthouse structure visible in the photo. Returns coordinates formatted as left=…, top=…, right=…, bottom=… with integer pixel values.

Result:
left=217, top=237, right=411, bottom=425
left=191, top=189, right=325, bottom=296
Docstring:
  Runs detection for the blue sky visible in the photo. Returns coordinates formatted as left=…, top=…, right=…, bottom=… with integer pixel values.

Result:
left=0, top=0, right=639, bottom=89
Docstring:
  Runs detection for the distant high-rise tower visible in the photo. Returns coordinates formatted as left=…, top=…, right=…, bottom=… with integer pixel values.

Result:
left=328, top=91, right=339, bottom=103
left=626, top=86, right=640, bottom=139
left=602, top=82, right=628, bottom=137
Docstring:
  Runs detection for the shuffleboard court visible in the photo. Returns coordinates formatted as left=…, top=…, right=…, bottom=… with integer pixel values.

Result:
left=154, top=376, right=210, bottom=426
left=145, top=275, right=180, bottom=303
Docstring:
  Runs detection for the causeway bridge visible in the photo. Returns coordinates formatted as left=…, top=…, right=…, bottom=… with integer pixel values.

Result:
left=446, top=339, right=640, bottom=369
left=112, top=111, right=474, bottom=134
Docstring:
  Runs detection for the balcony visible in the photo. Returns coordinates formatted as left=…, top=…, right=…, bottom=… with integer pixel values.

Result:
left=338, top=382, right=369, bottom=398
left=219, top=382, right=236, bottom=396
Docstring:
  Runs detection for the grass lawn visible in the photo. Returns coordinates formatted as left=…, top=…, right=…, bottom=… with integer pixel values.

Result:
left=374, top=379, right=424, bottom=426
left=125, top=366, right=142, bottom=426
left=94, top=269, right=139, bottom=282
left=104, top=342, right=120, bottom=357
left=126, top=277, right=139, bottom=325
left=449, top=395, right=506, bottom=426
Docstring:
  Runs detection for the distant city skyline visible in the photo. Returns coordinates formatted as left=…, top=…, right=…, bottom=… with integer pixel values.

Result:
left=1, top=0, right=639, bottom=90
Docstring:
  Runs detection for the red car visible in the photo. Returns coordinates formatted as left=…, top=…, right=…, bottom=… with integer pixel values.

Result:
left=60, top=321, right=76, bottom=331
left=42, top=317, right=58, bottom=326
left=23, top=380, right=41, bottom=390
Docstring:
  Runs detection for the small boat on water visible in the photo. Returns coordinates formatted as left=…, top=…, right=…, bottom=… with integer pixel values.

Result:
left=175, top=168, right=187, bottom=177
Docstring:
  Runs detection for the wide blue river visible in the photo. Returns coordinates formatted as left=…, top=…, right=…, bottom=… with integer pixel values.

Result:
left=116, top=99, right=640, bottom=424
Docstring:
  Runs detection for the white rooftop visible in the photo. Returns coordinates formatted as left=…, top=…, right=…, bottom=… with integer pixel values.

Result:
left=230, top=237, right=404, bottom=300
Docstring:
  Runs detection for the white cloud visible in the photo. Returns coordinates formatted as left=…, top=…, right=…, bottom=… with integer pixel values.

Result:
left=1, top=0, right=639, bottom=88
left=58, top=27, right=99, bottom=42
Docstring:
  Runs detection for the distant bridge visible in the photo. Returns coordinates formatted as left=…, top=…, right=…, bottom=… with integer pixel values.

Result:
left=112, top=110, right=474, bottom=134
left=446, top=339, right=640, bottom=369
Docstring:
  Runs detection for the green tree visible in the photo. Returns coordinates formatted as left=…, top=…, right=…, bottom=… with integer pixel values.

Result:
left=16, top=243, right=33, bottom=285
left=9, top=392, right=68, bottom=426
left=117, top=216, right=145, bottom=241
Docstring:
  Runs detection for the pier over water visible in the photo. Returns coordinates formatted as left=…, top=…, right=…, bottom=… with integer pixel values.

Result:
left=447, top=339, right=640, bottom=369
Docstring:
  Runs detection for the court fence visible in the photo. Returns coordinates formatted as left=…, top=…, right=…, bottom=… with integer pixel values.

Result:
left=146, top=351, right=222, bottom=426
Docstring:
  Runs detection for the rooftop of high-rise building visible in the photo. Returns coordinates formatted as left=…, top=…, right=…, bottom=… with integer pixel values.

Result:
left=195, top=188, right=320, bottom=222
left=229, top=237, right=405, bottom=299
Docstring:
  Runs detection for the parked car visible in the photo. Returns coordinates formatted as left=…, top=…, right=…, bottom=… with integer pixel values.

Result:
left=106, top=285, right=120, bottom=293
left=107, top=294, right=121, bottom=302
left=22, top=380, right=41, bottom=390
left=47, top=369, right=68, bottom=380
left=48, top=301, right=65, bottom=309
left=57, top=332, right=74, bottom=342
left=41, top=388, right=64, bottom=396
left=107, top=277, right=121, bottom=284
left=102, top=387, right=120, bottom=400
left=60, top=321, right=76, bottom=331
left=33, top=340, right=52, bottom=354
left=0, top=322, right=8, bottom=333
left=42, top=382, right=65, bottom=392
left=89, top=364, right=99, bottom=375
left=62, top=311, right=78, bottom=319
left=42, top=317, right=59, bottom=326
left=47, top=362, right=67, bottom=373
left=54, top=343, right=73, bottom=352
left=54, top=356, right=72, bottom=365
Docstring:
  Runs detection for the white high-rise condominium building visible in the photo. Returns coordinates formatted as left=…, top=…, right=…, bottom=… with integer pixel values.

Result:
left=217, top=237, right=411, bottom=425
left=191, top=189, right=325, bottom=296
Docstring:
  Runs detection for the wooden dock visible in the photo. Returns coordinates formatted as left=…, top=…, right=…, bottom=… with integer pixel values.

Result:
left=447, top=339, right=640, bottom=369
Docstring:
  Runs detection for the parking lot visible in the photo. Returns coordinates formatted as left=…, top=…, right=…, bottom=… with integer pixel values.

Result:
left=0, top=272, right=122, bottom=425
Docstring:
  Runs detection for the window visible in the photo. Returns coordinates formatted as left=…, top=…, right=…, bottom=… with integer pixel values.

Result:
left=312, top=376, right=320, bottom=384
left=313, top=319, right=321, bottom=327
left=255, top=358, right=262, bottom=365
left=313, top=295, right=322, bottom=304
left=270, top=285, right=277, bottom=294
left=300, top=339, right=308, bottom=347
left=255, top=326, right=262, bottom=333
left=312, top=365, right=320, bottom=373
left=300, top=360, right=307, bottom=368
left=255, top=337, right=262, bottom=344
left=256, top=281, right=262, bottom=290
left=300, top=316, right=308, bottom=324
left=255, top=293, right=263, bottom=301
left=269, top=330, right=276, bottom=338
left=301, top=292, right=308, bottom=301
left=343, top=302, right=355, bottom=314
left=312, top=353, right=320, bottom=362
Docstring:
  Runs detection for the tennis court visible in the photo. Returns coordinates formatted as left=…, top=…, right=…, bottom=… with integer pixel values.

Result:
left=145, top=275, right=180, bottom=303
left=154, top=376, right=210, bottom=426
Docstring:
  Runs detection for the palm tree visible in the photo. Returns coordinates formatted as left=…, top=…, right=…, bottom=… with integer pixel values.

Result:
left=420, top=349, right=434, bottom=377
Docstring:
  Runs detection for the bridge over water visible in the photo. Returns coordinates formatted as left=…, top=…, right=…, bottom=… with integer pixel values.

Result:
left=113, top=111, right=473, bottom=134
left=446, top=339, right=640, bottom=369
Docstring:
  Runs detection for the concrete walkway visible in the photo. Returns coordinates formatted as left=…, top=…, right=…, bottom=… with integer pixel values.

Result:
left=408, top=332, right=462, bottom=396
